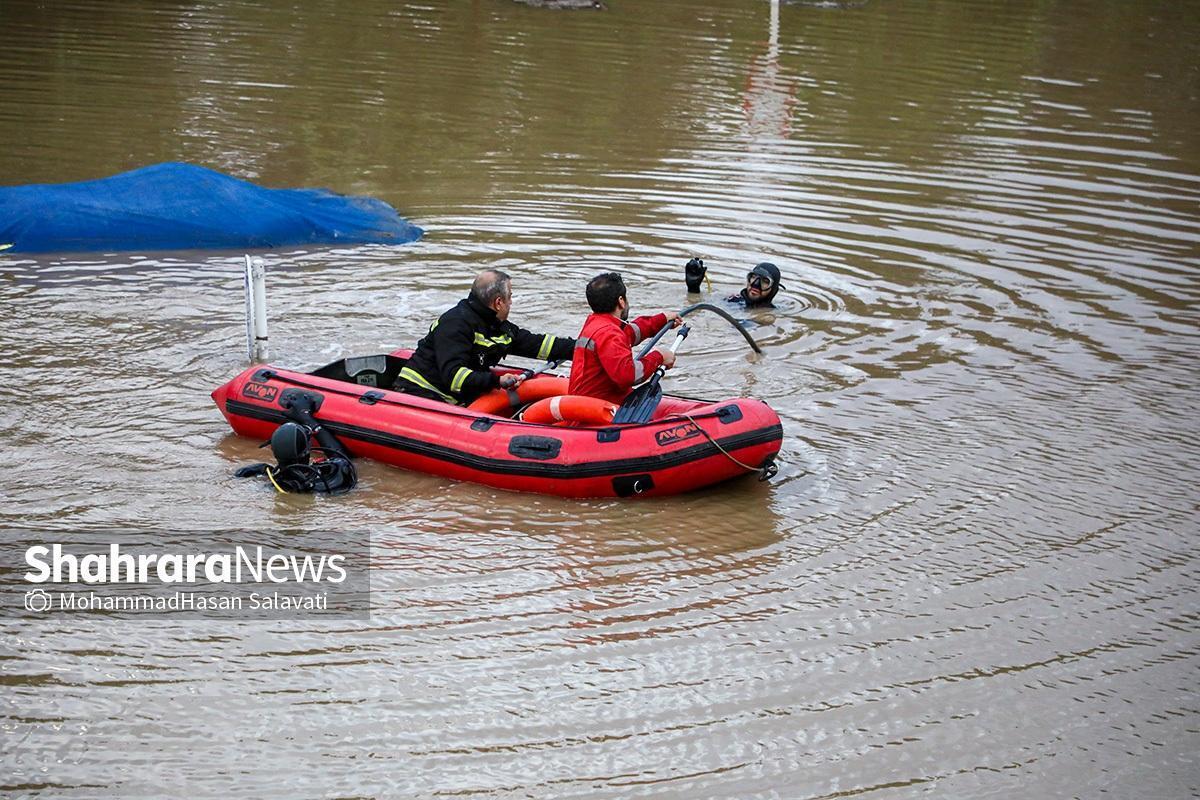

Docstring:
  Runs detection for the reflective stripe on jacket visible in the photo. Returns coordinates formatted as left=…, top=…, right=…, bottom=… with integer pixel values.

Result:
left=400, top=295, right=575, bottom=405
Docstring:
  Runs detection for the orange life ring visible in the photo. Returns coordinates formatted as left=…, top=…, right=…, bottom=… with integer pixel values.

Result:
left=520, top=395, right=616, bottom=427
left=467, top=376, right=569, bottom=415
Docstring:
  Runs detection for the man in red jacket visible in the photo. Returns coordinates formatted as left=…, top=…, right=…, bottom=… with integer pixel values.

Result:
left=568, top=272, right=682, bottom=404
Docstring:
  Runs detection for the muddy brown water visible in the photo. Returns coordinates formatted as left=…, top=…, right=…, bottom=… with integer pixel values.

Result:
left=1, top=1, right=1198, bottom=797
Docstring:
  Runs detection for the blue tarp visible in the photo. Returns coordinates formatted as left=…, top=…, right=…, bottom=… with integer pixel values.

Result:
left=0, top=162, right=423, bottom=253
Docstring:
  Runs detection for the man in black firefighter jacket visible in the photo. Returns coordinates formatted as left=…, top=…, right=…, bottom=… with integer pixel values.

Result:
left=398, top=269, right=577, bottom=405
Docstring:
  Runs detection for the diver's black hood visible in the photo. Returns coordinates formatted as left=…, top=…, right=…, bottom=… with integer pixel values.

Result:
left=742, top=261, right=782, bottom=307
left=270, top=422, right=311, bottom=467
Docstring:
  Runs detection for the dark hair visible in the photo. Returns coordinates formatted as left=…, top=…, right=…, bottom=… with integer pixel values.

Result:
left=470, top=269, right=512, bottom=307
left=586, top=272, right=626, bottom=313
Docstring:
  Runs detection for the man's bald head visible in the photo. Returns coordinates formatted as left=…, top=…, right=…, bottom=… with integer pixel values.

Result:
left=471, top=270, right=513, bottom=320
left=470, top=270, right=511, bottom=308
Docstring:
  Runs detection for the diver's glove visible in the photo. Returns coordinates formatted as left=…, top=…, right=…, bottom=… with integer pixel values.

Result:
left=234, top=463, right=270, bottom=478
left=280, top=391, right=351, bottom=461
left=282, top=393, right=316, bottom=416
left=684, top=257, right=707, bottom=293
left=281, top=396, right=320, bottom=430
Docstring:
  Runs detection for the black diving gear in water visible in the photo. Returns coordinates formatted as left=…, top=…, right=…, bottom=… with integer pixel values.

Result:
left=234, top=395, right=358, bottom=494
left=684, top=257, right=708, bottom=293
left=729, top=262, right=783, bottom=308
left=685, top=258, right=783, bottom=308
left=270, top=422, right=311, bottom=466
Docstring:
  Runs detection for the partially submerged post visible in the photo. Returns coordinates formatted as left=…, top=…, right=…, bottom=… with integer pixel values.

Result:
left=243, top=255, right=269, bottom=362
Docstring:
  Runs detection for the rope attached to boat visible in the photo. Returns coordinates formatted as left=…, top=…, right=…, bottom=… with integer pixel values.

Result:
left=676, top=412, right=778, bottom=481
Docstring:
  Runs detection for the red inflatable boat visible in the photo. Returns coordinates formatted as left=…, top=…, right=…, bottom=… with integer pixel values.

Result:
left=212, top=351, right=782, bottom=498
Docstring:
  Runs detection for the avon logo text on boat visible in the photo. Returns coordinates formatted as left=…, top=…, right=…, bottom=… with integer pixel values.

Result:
left=242, top=382, right=279, bottom=403
left=655, top=421, right=701, bottom=447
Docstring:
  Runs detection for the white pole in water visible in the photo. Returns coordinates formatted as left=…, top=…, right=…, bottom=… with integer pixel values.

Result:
left=770, top=0, right=779, bottom=57
left=243, top=254, right=269, bottom=362
left=243, top=255, right=255, bottom=360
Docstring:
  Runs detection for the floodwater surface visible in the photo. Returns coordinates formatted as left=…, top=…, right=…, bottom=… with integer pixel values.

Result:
left=1, top=0, right=1198, bottom=797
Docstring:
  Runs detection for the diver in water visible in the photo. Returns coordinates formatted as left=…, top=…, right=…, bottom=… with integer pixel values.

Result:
left=684, top=258, right=783, bottom=308
left=234, top=395, right=357, bottom=494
